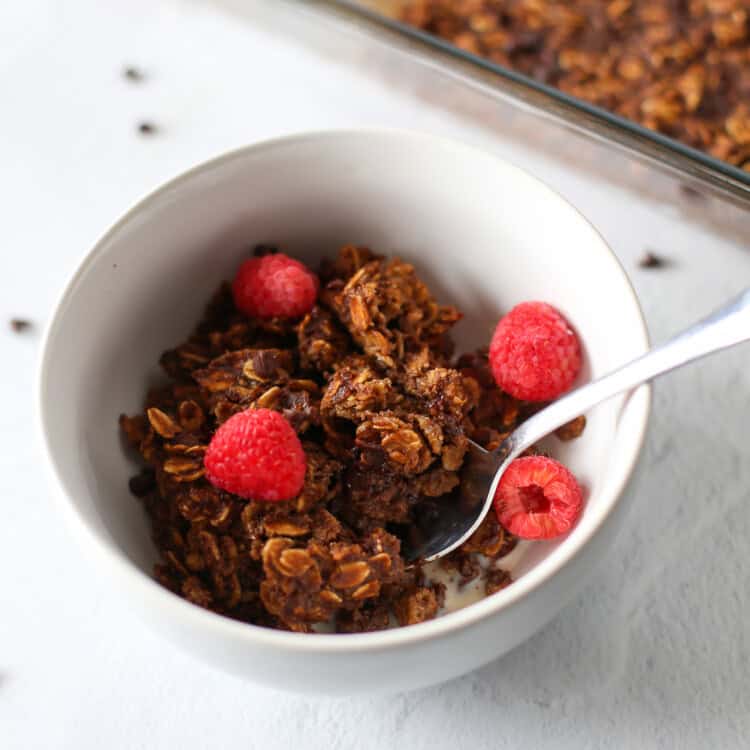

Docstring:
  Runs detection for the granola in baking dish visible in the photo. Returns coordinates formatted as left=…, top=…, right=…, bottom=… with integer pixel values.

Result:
left=402, top=0, right=750, bottom=171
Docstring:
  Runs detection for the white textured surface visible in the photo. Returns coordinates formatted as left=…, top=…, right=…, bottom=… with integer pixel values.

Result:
left=2, top=0, right=749, bottom=747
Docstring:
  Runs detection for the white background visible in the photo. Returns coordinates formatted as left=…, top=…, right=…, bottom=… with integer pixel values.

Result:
left=2, top=1, right=749, bottom=747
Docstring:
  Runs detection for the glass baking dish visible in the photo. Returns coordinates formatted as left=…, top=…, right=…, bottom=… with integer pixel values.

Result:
left=315, top=0, right=750, bottom=203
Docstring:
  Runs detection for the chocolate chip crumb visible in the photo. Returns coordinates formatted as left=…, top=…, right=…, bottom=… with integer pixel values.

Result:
left=555, top=414, right=587, bottom=441
left=253, top=244, right=278, bottom=257
left=137, top=121, right=157, bottom=136
left=485, top=567, right=513, bottom=596
left=9, top=318, right=31, bottom=333
left=638, top=251, right=667, bottom=269
left=128, top=470, right=156, bottom=498
left=123, top=66, right=144, bottom=82
left=251, top=349, right=286, bottom=379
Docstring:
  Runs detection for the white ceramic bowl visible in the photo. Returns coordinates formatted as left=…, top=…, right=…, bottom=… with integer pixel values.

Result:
left=38, top=130, right=650, bottom=695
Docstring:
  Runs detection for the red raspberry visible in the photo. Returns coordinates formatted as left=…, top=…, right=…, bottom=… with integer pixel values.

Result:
left=204, top=409, right=306, bottom=501
left=493, top=455, right=583, bottom=539
left=232, top=253, right=319, bottom=319
left=489, top=301, right=581, bottom=402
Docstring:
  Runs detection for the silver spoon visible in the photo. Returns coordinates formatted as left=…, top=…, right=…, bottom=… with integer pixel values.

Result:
left=403, top=287, right=750, bottom=563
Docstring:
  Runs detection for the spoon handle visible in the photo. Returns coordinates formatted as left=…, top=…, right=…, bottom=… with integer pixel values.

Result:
left=511, top=287, right=750, bottom=453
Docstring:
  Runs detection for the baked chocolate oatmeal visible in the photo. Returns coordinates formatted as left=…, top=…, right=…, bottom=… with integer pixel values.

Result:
left=401, top=0, right=750, bottom=170
left=120, top=245, right=583, bottom=632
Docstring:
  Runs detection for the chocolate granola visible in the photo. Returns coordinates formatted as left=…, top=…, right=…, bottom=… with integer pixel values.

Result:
left=401, top=0, right=750, bottom=171
left=120, top=245, right=573, bottom=632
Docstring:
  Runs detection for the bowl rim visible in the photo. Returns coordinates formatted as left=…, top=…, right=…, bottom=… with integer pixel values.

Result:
left=37, top=127, right=651, bottom=654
